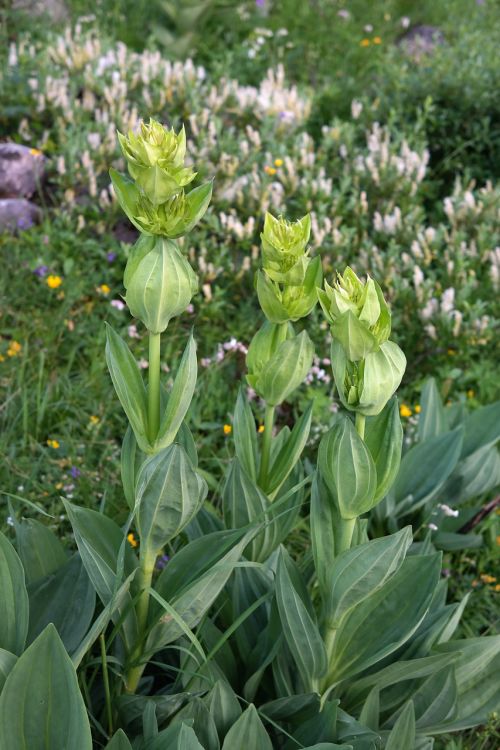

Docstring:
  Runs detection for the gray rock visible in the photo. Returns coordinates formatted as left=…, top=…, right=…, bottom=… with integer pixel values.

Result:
left=12, top=0, right=68, bottom=23
left=0, top=199, right=42, bottom=233
left=0, top=143, right=46, bottom=199
left=398, top=25, right=445, bottom=60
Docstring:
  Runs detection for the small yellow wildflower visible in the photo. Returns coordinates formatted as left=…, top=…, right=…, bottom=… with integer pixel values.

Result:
left=373, top=36, right=382, bottom=45
left=223, top=424, right=232, bottom=435
left=414, top=404, right=421, bottom=414
left=447, top=348, right=455, bottom=356
left=360, top=38, right=370, bottom=47
left=496, top=535, right=500, bottom=546
left=0, top=354, right=4, bottom=362
left=258, top=425, right=265, bottom=434
left=89, top=415, right=100, bottom=425
left=495, top=584, right=500, bottom=592
left=400, top=404, right=412, bottom=418
left=55, top=482, right=64, bottom=490
left=274, top=158, right=283, bottom=167
left=30, top=148, right=42, bottom=157
left=264, top=165, right=277, bottom=176
left=127, top=532, right=138, bottom=548
left=47, top=439, right=60, bottom=449
left=480, top=574, right=497, bottom=585
left=7, top=340, right=22, bottom=357
left=467, top=389, right=475, bottom=399
left=47, top=275, right=63, bottom=289
left=98, top=284, right=111, bottom=295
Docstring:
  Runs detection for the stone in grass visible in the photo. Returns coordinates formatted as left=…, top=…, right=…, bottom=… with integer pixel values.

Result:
left=0, top=199, right=42, bottom=233
left=0, top=143, right=46, bottom=199
left=12, top=0, right=68, bottom=24
left=397, top=25, right=445, bottom=61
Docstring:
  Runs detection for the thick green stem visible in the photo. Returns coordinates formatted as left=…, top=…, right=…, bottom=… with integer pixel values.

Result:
left=258, top=403, right=275, bottom=488
left=148, top=332, right=161, bottom=444
left=355, top=412, right=366, bottom=440
left=337, top=516, right=356, bottom=554
left=124, top=548, right=156, bottom=694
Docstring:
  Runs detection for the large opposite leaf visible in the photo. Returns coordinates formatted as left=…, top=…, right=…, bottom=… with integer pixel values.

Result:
left=429, top=637, right=500, bottom=732
left=105, top=322, right=150, bottom=452
left=27, top=553, right=95, bottom=653
left=385, top=701, right=415, bottom=750
left=364, top=397, right=403, bottom=503
left=105, top=729, right=133, bottom=749
left=233, top=387, right=259, bottom=481
left=136, top=443, right=207, bottom=553
left=15, top=518, right=67, bottom=585
left=392, top=427, right=463, bottom=517
left=63, top=501, right=138, bottom=649
left=154, top=334, right=198, bottom=452
left=461, top=400, right=500, bottom=457
left=328, top=554, right=440, bottom=683
left=145, top=529, right=255, bottom=653
left=326, top=527, right=412, bottom=626
left=418, top=379, right=447, bottom=441
left=265, top=401, right=313, bottom=496
left=276, top=547, right=327, bottom=690
left=223, top=459, right=300, bottom=562
left=318, top=416, right=377, bottom=519
left=221, top=705, right=272, bottom=750
left=0, top=531, right=29, bottom=655
left=311, top=472, right=341, bottom=602
left=0, top=624, right=92, bottom=748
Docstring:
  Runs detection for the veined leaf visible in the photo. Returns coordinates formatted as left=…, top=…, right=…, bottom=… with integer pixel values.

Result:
left=266, top=401, right=313, bottom=496
left=276, top=547, right=327, bottom=690
left=385, top=701, right=415, bottom=750
left=311, top=472, right=341, bottom=602
left=429, top=636, right=500, bottom=732
left=145, top=529, right=255, bottom=653
left=364, top=397, right=403, bottom=503
left=154, top=334, right=198, bottom=451
left=27, top=553, right=95, bottom=653
left=14, top=518, right=67, bottom=585
left=205, top=680, right=242, bottom=741
left=105, top=729, right=133, bottom=749
left=461, top=400, right=500, bottom=457
left=233, top=387, right=259, bottom=481
left=326, top=527, right=412, bottom=626
left=221, top=705, right=272, bottom=750
left=418, top=379, right=447, bottom=441
left=0, top=531, right=29, bottom=655
left=319, top=415, right=377, bottom=519
left=393, top=427, right=463, bottom=517
left=63, top=501, right=138, bottom=650
left=173, top=697, right=220, bottom=750
left=328, top=553, right=440, bottom=683
left=136, top=443, right=207, bottom=553
left=0, top=624, right=92, bottom=749
left=105, top=322, right=150, bottom=453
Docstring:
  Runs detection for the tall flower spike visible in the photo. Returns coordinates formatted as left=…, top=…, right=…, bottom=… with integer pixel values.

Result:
left=318, top=266, right=391, bottom=361
left=256, top=212, right=322, bottom=323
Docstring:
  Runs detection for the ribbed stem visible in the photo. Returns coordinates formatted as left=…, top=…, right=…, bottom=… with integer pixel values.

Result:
left=124, top=548, right=156, bottom=694
left=148, top=332, right=161, bottom=444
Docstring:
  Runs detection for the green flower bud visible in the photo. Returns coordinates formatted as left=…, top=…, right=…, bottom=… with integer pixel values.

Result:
left=330, top=339, right=406, bottom=416
left=246, top=321, right=294, bottom=384
left=117, top=120, right=196, bottom=205
left=110, top=169, right=212, bottom=238
left=256, top=256, right=323, bottom=324
left=125, top=236, right=198, bottom=333
left=318, top=267, right=391, bottom=361
left=261, top=212, right=311, bottom=284
left=247, top=327, right=314, bottom=406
